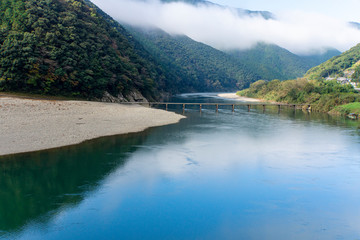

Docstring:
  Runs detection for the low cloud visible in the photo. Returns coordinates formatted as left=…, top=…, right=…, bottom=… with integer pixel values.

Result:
left=91, top=0, right=360, bottom=55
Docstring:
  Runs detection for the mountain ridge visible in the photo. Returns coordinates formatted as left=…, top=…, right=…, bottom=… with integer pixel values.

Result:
left=126, top=26, right=261, bottom=92
left=229, top=43, right=341, bottom=80
left=305, top=43, right=360, bottom=80
left=160, top=0, right=274, bottom=19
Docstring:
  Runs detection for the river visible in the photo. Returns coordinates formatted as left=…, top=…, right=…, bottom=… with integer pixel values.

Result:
left=1, top=93, right=360, bottom=240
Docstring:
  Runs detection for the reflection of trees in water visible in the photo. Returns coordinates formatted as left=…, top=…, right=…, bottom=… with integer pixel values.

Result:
left=0, top=132, right=150, bottom=232
left=249, top=104, right=360, bottom=130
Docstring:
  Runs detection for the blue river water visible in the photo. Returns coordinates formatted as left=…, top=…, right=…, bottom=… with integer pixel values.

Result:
left=1, top=93, right=360, bottom=239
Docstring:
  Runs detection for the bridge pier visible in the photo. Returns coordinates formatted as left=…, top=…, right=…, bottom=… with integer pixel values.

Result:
left=200, top=104, right=202, bottom=112
left=232, top=104, right=235, bottom=112
left=165, top=104, right=168, bottom=111
left=216, top=104, right=219, bottom=112
left=247, top=105, right=251, bottom=112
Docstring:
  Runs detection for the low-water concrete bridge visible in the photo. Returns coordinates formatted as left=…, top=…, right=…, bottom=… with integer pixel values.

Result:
left=124, top=102, right=311, bottom=112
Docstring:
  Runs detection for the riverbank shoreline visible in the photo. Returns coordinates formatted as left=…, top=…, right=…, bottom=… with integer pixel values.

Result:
left=217, top=93, right=262, bottom=102
left=0, top=97, right=185, bottom=157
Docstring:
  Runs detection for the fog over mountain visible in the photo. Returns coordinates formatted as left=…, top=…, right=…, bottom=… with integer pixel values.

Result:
left=91, top=0, right=360, bottom=55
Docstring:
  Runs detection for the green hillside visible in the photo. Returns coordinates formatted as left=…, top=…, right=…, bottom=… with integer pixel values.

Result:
left=237, top=43, right=360, bottom=114
left=305, top=43, right=360, bottom=80
left=0, top=0, right=169, bottom=100
left=229, top=43, right=340, bottom=81
left=126, top=26, right=260, bottom=92
left=238, top=78, right=358, bottom=112
left=301, top=49, right=342, bottom=67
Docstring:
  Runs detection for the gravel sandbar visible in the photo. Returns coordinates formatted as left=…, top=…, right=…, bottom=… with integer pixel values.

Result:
left=0, top=97, right=185, bottom=156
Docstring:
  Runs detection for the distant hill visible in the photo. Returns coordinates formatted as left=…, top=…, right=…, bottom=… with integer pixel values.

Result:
left=160, top=0, right=274, bottom=19
left=305, top=43, right=360, bottom=80
left=161, top=0, right=213, bottom=5
left=126, top=26, right=261, bottom=92
left=228, top=43, right=307, bottom=80
left=300, top=49, right=342, bottom=67
left=349, top=22, right=360, bottom=30
left=0, top=0, right=173, bottom=100
left=227, top=43, right=340, bottom=80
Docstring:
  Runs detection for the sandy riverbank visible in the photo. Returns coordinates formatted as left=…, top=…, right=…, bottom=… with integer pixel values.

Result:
left=0, top=97, right=185, bottom=156
left=217, top=93, right=261, bottom=102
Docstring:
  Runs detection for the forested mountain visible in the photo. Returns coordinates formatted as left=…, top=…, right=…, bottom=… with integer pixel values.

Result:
left=126, top=26, right=261, bottom=92
left=0, top=0, right=174, bottom=100
left=150, top=0, right=339, bottom=81
left=238, top=43, right=360, bottom=114
left=128, top=23, right=340, bottom=84
left=0, top=0, right=271, bottom=99
left=300, top=49, right=342, bottom=67
left=305, top=43, right=360, bottom=80
left=229, top=43, right=340, bottom=80
left=229, top=44, right=307, bottom=80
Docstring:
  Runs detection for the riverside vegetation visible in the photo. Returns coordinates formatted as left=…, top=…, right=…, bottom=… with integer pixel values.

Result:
left=238, top=79, right=359, bottom=113
left=238, top=44, right=360, bottom=116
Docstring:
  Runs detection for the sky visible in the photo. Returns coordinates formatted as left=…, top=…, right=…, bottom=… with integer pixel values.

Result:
left=91, top=0, right=360, bottom=55
left=214, top=0, right=360, bottom=22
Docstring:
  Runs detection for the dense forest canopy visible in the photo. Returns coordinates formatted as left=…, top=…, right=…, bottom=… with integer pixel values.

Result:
left=0, top=0, right=168, bottom=99
left=126, top=26, right=260, bottom=92
left=228, top=43, right=340, bottom=81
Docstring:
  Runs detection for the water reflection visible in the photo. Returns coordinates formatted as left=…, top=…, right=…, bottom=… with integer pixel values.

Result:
left=1, top=93, right=360, bottom=240
left=0, top=132, right=151, bottom=233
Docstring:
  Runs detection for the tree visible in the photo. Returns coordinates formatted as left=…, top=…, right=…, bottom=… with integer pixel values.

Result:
left=352, top=66, right=360, bottom=83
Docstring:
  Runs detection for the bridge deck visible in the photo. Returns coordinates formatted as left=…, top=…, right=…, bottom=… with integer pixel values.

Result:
left=121, top=102, right=311, bottom=112
left=122, top=102, right=308, bottom=106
